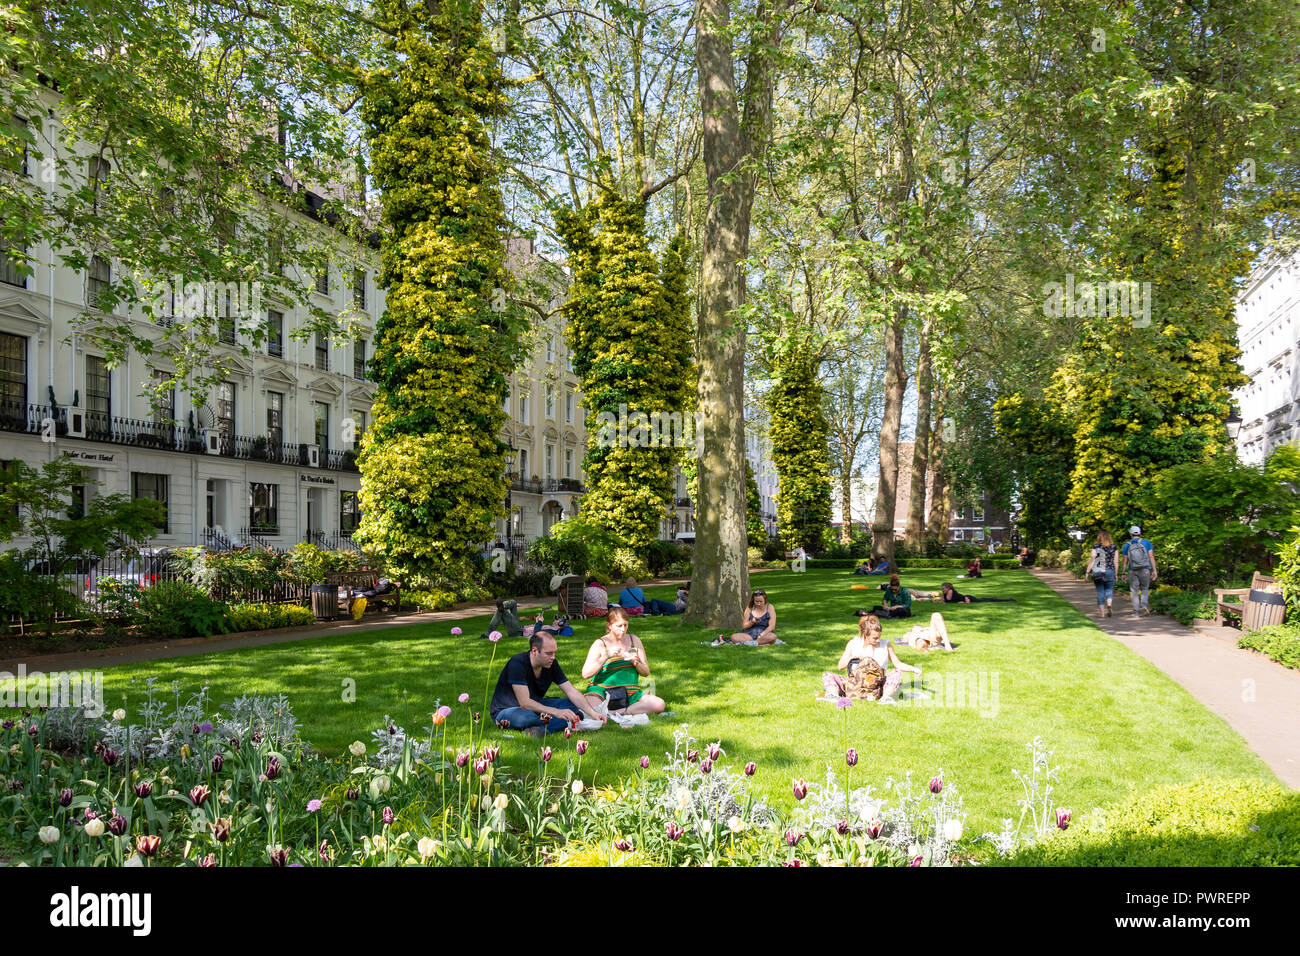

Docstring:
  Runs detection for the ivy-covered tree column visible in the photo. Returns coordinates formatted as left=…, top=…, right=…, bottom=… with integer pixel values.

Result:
left=768, top=345, right=832, bottom=553
left=558, top=194, right=693, bottom=555
left=356, top=0, right=521, bottom=582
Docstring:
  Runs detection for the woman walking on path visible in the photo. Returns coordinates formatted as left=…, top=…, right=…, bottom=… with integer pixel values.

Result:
left=1085, top=531, right=1120, bottom=618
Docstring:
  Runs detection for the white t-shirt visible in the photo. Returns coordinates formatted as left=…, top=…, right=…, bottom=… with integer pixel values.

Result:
left=850, top=637, right=893, bottom=672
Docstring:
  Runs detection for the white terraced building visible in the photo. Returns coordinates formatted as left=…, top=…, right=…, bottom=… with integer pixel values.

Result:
left=1234, top=251, right=1300, bottom=466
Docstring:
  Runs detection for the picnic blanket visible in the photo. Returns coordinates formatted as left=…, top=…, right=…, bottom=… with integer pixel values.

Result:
left=701, top=638, right=788, bottom=647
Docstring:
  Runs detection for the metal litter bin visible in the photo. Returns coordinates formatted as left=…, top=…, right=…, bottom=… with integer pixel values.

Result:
left=311, top=583, right=338, bottom=620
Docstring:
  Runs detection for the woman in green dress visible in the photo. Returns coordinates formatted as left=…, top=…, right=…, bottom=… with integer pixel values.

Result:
left=580, top=607, right=666, bottom=723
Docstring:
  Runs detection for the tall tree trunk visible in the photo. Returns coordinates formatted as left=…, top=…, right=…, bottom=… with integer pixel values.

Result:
left=904, top=316, right=932, bottom=551
left=927, top=385, right=949, bottom=546
left=871, top=304, right=908, bottom=566
left=839, top=436, right=854, bottom=544
left=685, top=0, right=783, bottom=627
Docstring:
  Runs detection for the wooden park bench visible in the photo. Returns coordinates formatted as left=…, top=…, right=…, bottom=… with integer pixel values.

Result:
left=324, top=570, right=402, bottom=617
left=1214, top=572, right=1285, bottom=633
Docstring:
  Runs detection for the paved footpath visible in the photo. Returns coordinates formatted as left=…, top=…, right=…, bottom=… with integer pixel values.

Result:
left=1031, top=568, right=1300, bottom=788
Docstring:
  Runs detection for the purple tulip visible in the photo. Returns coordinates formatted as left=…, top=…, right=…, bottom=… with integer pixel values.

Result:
left=846, top=748, right=858, bottom=767
left=268, top=846, right=290, bottom=867
left=107, top=814, right=127, bottom=836
left=744, top=762, right=756, bottom=776
left=929, top=775, right=943, bottom=794
left=229, top=736, right=241, bottom=750
left=706, top=742, right=722, bottom=761
left=252, top=731, right=263, bottom=744
left=388, top=725, right=397, bottom=735
left=614, top=839, right=633, bottom=852
left=319, top=839, right=329, bottom=862
left=211, top=754, right=224, bottom=773
left=700, top=758, right=712, bottom=774
left=28, top=724, right=39, bottom=737
left=210, top=818, right=231, bottom=842
left=836, top=820, right=851, bottom=836
left=190, top=785, right=211, bottom=807
left=781, top=859, right=806, bottom=867
left=474, top=758, right=489, bottom=775
left=541, top=746, right=552, bottom=762
left=58, top=788, right=74, bottom=807
left=264, top=757, right=281, bottom=780
left=306, top=799, right=322, bottom=813
left=198, top=853, right=217, bottom=867
left=8, top=780, right=22, bottom=792
left=483, top=745, right=501, bottom=763
left=455, top=751, right=470, bottom=768
left=864, top=820, right=884, bottom=840
left=792, top=779, right=808, bottom=800
left=908, top=855, right=923, bottom=867
left=1, top=720, right=12, bottom=730
left=1056, top=808, right=1071, bottom=830
left=639, top=755, right=650, bottom=770
left=686, top=749, right=700, bottom=764
left=92, top=740, right=104, bottom=755
left=575, top=740, right=589, bottom=756
left=101, top=748, right=118, bottom=766
left=785, top=830, right=804, bottom=846
left=345, top=787, right=360, bottom=801
left=133, top=781, right=153, bottom=799
left=192, top=724, right=201, bottom=735
left=665, top=822, right=685, bottom=841
left=382, top=806, right=394, bottom=825
left=135, top=834, right=161, bottom=858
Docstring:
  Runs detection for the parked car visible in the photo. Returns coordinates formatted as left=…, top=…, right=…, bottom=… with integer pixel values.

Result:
left=82, top=549, right=179, bottom=607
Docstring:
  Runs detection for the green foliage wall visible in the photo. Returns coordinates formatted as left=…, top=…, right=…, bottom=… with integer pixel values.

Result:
left=557, top=194, right=694, bottom=554
left=356, top=0, right=523, bottom=581
left=993, top=394, right=1074, bottom=549
left=745, top=461, right=766, bottom=546
left=768, top=345, right=832, bottom=553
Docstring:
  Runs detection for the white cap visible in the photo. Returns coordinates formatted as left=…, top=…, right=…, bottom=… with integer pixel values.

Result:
left=1129, top=525, right=1141, bottom=534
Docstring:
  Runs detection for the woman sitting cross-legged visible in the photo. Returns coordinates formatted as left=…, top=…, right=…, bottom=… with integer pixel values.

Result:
left=893, top=612, right=955, bottom=652
left=868, top=575, right=913, bottom=619
left=582, top=578, right=609, bottom=620
left=822, top=614, right=921, bottom=702
left=713, top=588, right=777, bottom=645
left=581, top=607, right=666, bottom=726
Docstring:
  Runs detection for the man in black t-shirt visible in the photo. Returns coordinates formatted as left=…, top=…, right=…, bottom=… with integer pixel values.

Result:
left=490, top=633, right=606, bottom=737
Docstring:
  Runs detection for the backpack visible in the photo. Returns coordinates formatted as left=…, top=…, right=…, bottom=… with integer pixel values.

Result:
left=1126, top=538, right=1151, bottom=570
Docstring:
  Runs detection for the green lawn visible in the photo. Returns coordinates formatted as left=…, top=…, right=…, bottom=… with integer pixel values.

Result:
left=92, top=568, right=1275, bottom=834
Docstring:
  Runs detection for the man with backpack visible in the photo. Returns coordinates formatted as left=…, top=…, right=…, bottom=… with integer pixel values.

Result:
left=1119, top=525, right=1158, bottom=617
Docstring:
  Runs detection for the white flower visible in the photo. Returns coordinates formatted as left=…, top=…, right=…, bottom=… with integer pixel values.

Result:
left=83, top=819, right=105, bottom=838
left=366, top=834, right=388, bottom=854
left=944, top=818, right=964, bottom=842
left=571, top=779, right=585, bottom=796
left=726, top=815, right=745, bottom=834
left=675, top=789, right=692, bottom=811
left=371, top=774, right=391, bottom=796
left=348, top=741, right=366, bottom=757
left=494, top=793, right=509, bottom=811
left=417, top=837, right=439, bottom=859
left=112, top=709, right=126, bottom=721
left=38, top=826, right=59, bottom=844
left=123, top=854, right=142, bottom=867
left=481, top=794, right=493, bottom=812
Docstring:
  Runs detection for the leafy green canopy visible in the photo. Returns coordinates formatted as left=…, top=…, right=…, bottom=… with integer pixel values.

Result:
left=557, top=194, right=693, bottom=554
left=355, top=0, right=524, bottom=582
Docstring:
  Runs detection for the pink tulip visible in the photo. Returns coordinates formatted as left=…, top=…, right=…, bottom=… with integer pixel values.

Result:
left=474, top=758, right=488, bottom=774
left=744, top=762, right=756, bottom=776
left=781, top=859, right=805, bottom=867
left=864, top=821, right=884, bottom=840
left=700, top=759, right=712, bottom=774
left=665, top=822, right=685, bottom=841
left=785, top=830, right=803, bottom=846
left=541, top=746, right=552, bottom=762
left=1056, top=808, right=1071, bottom=830
left=639, top=755, right=650, bottom=770
left=575, top=740, right=589, bottom=756
left=929, top=775, right=943, bottom=794
left=706, top=742, right=722, bottom=761
left=792, top=779, right=808, bottom=800
left=846, top=748, right=858, bottom=767
left=382, top=806, right=394, bottom=825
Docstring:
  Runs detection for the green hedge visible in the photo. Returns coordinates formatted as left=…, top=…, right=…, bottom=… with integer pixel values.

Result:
left=1237, top=623, right=1300, bottom=670
left=806, top=558, right=1020, bottom=570
left=1148, top=588, right=1217, bottom=625
left=1002, top=778, right=1300, bottom=866
left=226, top=603, right=316, bottom=632
left=405, top=588, right=458, bottom=612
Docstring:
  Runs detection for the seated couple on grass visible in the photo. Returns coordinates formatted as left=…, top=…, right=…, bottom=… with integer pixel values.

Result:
left=851, top=558, right=890, bottom=575
left=822, top=612, right=952, bottom=702
left=617, top=578, right=681, bottom=616
left=712, top=588, right=778, bottom=645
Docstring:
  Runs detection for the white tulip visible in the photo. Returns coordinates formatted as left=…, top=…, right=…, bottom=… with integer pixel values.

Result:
left=570, top=779, right=585, bottom=796
left=494, top=793, right=509, bottom=811
left=38, top=826, right=59, bottom=844
left=726, top=815, right=745, bottom=834
left=417, top=837, right=439, bottom=859
left=348, top=741, right=366, bottom=757
left=944, top=818, right=964, bottom=842
left=112, top=709, right=126, bottom=722
left=83, top=819, right=105, bottom=838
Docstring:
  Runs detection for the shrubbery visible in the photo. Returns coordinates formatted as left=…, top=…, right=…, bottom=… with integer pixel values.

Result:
left=404, top=588, right=459, bottom=612
left=1237, top=623, right=1300, bottom=670
left=1003, top=779, right=1300, bottom=866
left=136, top=581, right=229, bottom=639
left=1148, top=587, right=1217, bottom=625
left=225, top=603, right=316, bottom=632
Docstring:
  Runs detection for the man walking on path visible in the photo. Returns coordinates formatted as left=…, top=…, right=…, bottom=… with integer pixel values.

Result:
left=1119, top=525, right=1158, bottom=617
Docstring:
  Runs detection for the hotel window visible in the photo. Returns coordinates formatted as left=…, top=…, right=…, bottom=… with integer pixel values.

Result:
left=249, top=483, right=279, bottom=531
left=315, top=266, right=329, bottom=295
left=131, top=473, right=168, bottom=533
left=87, top=255, right=111, bottom=310
left=88, top=155, right=109, bottom=192
left=0, top=333, right=26, bottom=411
left=564, top=392, right=573, bottom=424
left=354, top=338, right=367, bottom=380
left=545, top=384, right=554, bottom=419
left=218, top=301, right=236, bottom=344
left=545, top=444, right=554, bottom=480
left=952, top=529, right=964, bottom=541
left=564, top=448, right=573, bottom=478
left=518, top=448, right=528, bottom=478
left=0, top=237, right=25, bottom=288
left=315, top=332, right=329, bottom=371
left=353, top=268, right=367, bottom=310
left=266, top=391, right=284, bottom=445
left=217, top=382, right=236, bottom=440
left=86, top=355, right=111, bottom=424
left=340, top=491, right=360, bottom=535
left=351, top=408, right=366, bottom=449
left=972, top=498, right=985, bottom=522
left=267, top=310, right=284, bottom=357
left=150, top=369, right=174, bottom=434
left=314, top=401, right=330, bottom=451
left=519, top=393, right=529, bottom=425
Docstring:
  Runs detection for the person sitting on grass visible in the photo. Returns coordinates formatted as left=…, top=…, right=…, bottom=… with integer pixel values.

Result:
left=582, top=577, right=609, bottom=620
left=822, top=614, right=921, bottom=702
left=852, top=560, right=874, bottom=575
left=490, top=633, right=607, bottom=737
left=618, top=577, right=679, bottom=616
left=866, top=558, right=890, bottom=575
left=940, top=582, right=1015, bottom=604
left=580, top=607, right=666, bottom=726
left=962, top=556, right=983, bottom=578
left=713, top=588, right=778, bottom=645
left=674, top=581, right=689, bottom=613
left=893, top=612, right=955, bottom=652
left=869, top=575, right=913, bottom=619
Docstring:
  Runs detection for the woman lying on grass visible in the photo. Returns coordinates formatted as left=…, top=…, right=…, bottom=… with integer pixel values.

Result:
left=581, top=607, right=666, bottom=726
left=821, top=614, right=922, bottom=702
left=893, top=612, right=955, bottom=652
left=713, top=589, right=778, bottom=645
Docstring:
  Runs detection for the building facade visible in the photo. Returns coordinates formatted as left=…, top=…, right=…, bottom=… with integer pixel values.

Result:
left=1234, top=252, right=1300, bottom=466
left=890, top=440, right=1012, bottom=546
